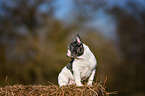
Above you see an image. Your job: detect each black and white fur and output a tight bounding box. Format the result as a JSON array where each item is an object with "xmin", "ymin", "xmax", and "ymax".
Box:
[{"xmin": 58, "ymin": 34, "xmax": 97, "ymax": 86}]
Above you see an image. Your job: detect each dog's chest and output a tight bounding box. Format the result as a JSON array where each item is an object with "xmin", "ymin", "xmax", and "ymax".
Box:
[
  {"xmin": 80, "ymin": 65, "xmax": 92, "ymax": 79},
  {"xmin": 74, "ymin": 60, "xmax": 93, "ymax": 78}
]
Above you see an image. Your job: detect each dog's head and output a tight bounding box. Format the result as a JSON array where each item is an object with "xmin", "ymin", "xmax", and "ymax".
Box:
[{"xmin": 66, "ymin": 34, "xmax": 84, "ymax": 58}]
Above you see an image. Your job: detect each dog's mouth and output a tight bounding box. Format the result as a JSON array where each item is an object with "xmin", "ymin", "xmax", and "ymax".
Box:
[
  {"xmin": 66, "ymin": 54, "xmax": 75, "ymax": 59},
  {"xmin": 66, "ymin": 50, "xmax": 78, "ymax": 59},
  {"xmin": 66, "ymin": 54, "xmax": 80, "ymax": 59}
]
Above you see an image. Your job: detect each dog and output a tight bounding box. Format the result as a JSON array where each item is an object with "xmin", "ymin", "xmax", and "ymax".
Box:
[{"xmin": 58, "ymin": 34, "xmax": 97, "ymax": 86}]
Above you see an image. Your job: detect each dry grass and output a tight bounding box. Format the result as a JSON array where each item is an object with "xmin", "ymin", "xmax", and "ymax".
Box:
[{"xmin": 0, "ymin": 78, "xmax": 117, "ymax": 96}]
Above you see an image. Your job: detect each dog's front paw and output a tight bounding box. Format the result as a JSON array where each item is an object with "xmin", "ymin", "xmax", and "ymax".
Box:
[
  {"xmin": 76, "ymin": 82, "xmax": 83, "ymax": 86},
  {"xmin": 87, "ymin": 81, "xmax": 93, "ymax": 86}
]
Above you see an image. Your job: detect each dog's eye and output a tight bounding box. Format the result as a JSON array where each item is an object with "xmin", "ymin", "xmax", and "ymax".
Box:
[{"xmin": 77, "ymin": 43, "xmax": 80, "ymax": 45}]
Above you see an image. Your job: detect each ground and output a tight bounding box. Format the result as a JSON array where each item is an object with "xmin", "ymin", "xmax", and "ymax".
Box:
[{"xmin": 0, "ymin": 80, "xmax": 117, "ymax": 96}]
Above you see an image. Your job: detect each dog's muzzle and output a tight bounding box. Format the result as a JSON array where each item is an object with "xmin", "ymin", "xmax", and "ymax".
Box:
[{"xmin": 66, "ymin": 50, "xmax": 71, "ymax": 57}]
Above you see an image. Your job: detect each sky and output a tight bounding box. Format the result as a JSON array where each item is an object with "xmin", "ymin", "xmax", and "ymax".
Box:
[
  {"xmin": 52, "ymin": 0, "xmax": 145, "ymax": 22},
  {"xmin": 0, "ymin": 0, "xmax": 145, "ymax": 39},
  {"xmin": 52, "ymin": 0, "xmax": 145, "ymax": 39},
  {"xmin": 52, "ymin": 0, "xmax": 117, "ymax": 39}
]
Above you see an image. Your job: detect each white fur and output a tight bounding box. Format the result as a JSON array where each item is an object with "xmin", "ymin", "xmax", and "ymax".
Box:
[
  {"xmin": 58, "ymin": 44, "xmax": 97, "ymax": 86},
  {"xmin": 66, "ymin": 50, "xmax": 71, "ymax": 57}
]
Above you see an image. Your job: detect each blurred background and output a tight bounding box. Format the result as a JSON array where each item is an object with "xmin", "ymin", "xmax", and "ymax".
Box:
[{"xmin": 0, "ymin": 0, "xmax": 145, "ymax": 95}]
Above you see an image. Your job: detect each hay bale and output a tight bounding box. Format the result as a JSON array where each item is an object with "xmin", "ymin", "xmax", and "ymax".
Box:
[{"xmin": 0, "ymin": 82, "xmax": 117, "ymax": 96}]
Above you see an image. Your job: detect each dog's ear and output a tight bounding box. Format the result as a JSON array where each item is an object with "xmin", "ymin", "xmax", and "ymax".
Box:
[{"xmin": 76, "ymin": 34, "xmax": 82, "ymax": 45}]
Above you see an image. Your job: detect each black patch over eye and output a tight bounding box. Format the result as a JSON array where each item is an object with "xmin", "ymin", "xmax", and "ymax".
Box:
[
  {"xmin": 69, "ymin": 41, "xmax": 84, "ymax": 57},
  {"xmin": 76, "ymin": 44, "xmax": 84, "ymax": 56}
]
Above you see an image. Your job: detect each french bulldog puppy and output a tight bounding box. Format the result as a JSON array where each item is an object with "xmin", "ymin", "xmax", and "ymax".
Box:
[{"xmin": 58, "ymin": 34, "xmax": 97, "ymax": 86}]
